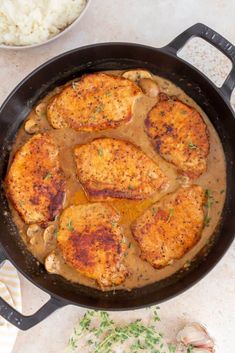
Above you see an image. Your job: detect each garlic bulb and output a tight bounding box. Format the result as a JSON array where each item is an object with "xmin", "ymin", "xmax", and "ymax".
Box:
[{"xmin": 176, "ymin": 323, "xmax": 214, "ymax": 350}]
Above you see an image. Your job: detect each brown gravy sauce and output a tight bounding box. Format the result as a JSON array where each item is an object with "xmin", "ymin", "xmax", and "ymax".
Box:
[{"xmin": 9, "ymin": 70, "xmax": 226, "ymax": 291}]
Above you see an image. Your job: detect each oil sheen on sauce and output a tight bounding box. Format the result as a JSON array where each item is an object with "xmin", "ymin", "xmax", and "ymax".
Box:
[{"xmin": 9, "ymin": 70, "xmax": 226, "ymax": 291}]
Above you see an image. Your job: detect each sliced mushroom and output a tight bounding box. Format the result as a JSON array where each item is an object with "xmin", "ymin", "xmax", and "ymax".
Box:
[
  {"xmin": 27, "ymin": 224, "xmax": 41, "ymax": 238},
  {"xmin": 176, "ymin": 323, "xmax": 214, "ymax": 350},
  {"xmin": 177, "ymin": 175, "xmax": 190, "ymax": 186},
  {"xmin": 35, "ymin": 102, "xmax": 47, "ymax": 116},
  {"xmin": 139, "ymin": 78, "xmax": 159, "ymax": 98},
  {"xmin": 122, "ymin": 69, "xmax": 152, "ymax": 82},
  {"xmin": 24, "ymin": 118, "xmax": 40, "ymax": 134},
  {"xmin": 43, "ymin": 224, "xmax": 58, "ymax": 245},
  {"xmin": 45, "ymin": 251, "xmax": 61, "ymax": 274}
]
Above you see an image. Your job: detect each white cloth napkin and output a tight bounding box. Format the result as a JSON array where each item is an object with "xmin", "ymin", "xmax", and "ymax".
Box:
[{"xmin": 0, "ymin": 261, "xmax": 22, "ymax": 353}]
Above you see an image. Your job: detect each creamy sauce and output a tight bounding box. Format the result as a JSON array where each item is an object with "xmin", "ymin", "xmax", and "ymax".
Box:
[{"xmin": 8, "ymin": 70, "xmax": 226, "ymax": 291}]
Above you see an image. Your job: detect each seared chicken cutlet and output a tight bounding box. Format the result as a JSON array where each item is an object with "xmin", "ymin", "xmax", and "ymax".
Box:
[
  {"xmin": 131, "ymin": 185, "xmax": 205, "ymax": 268},
  {"xmin": 5, "ymin": 133, "xmax": 66, "ymax": 224},
  {"xmin": 57, "ymin": 203, "xmax": 128, "ymax": 287},
  {"xmin": 74, "ymin": 138, "xmax": 166, "ymax": 201},
  {"xmin": 145, "ymin": 96, "xmax": 209, "ymax": 179},
  {"xmin": 47, "ymin": 73, "xmax": 142, "ymax": 131}
]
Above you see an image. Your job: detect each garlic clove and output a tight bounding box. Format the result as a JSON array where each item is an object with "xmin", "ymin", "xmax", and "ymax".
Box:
[{"xmin": 176, "ymin": 323, "xmax": 214, "ymax": 349}]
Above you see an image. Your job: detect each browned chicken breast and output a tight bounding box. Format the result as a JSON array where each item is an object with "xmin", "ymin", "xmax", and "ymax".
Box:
[
  {"xmin": 131, "ymin": 185, "xmax": 205, "ymax": 268},
  {"xmin": 145, "ymin": 96, "xmax": 209, "ymax": 179},
  {"xmin": 74, "ymin": 138, "xmax": 167, "ymax": 201},
  {"xmin": 57, "ymin": 203, "xmax": 128, "ymax": 287},
  {"xmin": 47, "ymin": 73, "xmax": 142, "ymax": 132},
  {"xmin": 5, "ymin": 133, "xmax": 66, "ymax": 224}
]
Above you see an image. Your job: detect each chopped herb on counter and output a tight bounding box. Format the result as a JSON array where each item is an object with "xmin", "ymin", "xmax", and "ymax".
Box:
[
  {"xmin": 187, "ymin": 344, "xmax": 194, "ymax": 353},
  {"xmin": 168, "ymin": 344, "xmax": 176, "ymax": 353},
  {"xmin": 66, "ymin": 307, "xmax": 170, "ymax": 353}
]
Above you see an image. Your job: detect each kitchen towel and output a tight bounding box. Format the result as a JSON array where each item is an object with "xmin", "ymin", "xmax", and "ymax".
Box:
[{"xmin": 0, "ymin": 261, "xmax": 21, "ymax": 353}]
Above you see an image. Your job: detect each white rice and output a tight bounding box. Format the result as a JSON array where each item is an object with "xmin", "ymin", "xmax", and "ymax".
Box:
[{"xmin": 0, "ymin": 0, "xmax": 87, "ymax": 46}]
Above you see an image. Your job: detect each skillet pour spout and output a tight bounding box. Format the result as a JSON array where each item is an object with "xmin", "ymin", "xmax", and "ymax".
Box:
[{"xmin": 0, "ymin": 23, "xmax": 235, "ymax": 330}]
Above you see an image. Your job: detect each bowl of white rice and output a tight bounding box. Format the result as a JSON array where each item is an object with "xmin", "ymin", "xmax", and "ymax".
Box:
[{"xmin": 0, "ymin": 0, "xmax": 90, "ymax": 49}]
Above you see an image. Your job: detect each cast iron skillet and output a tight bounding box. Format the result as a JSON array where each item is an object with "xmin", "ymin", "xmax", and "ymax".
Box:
[{"xmin": 0, "ymin": 23, "xmax": 235, "ymax": 330}]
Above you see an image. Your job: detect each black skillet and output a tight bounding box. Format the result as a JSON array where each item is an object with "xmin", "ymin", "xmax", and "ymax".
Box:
[{"xmin": 0, "ymin": 23, "xmax": 235, "ymax": 330}]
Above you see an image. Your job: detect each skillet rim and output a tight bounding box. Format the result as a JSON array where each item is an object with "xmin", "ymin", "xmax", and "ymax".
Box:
[{"xmin": 0, "ymin": 41, "xmax": 235, "ymax": 311}]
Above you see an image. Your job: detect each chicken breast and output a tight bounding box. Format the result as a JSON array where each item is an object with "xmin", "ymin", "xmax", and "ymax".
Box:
[
  {"xmin": 131, "ymin": 185, "xmax": 205, "ymax": 268},
  {"xmin": 57, "ymin": 203, "xmax": 128, "ymax": 287},
  {"xmin": 74, "ymin": 138, "xmax": 166, "ymax": 201},
  {"xmin": 145, "ymin": 96, "xmax": 209, "ymax": 179},
  {"xmin": 5, "ymin": 133, "xmax": 66, "ymax": 224},
  {"xmin": 47, "ymin": 73, "xmax": 142, "ymax": 132}
]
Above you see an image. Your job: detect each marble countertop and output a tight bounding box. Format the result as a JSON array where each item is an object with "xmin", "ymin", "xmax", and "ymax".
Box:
[{"xmin": 0, "ymin": 1, "xmax": 235, "ymax": 352}]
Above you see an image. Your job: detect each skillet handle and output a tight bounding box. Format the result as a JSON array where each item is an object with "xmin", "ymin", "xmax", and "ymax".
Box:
[
  {"xmin": 163, "ymin": 23, "xmax": 235, "ymax": 101},
  {"xmin": 0, "ymin": 247, "xmax": 66, "ymax": 330}
]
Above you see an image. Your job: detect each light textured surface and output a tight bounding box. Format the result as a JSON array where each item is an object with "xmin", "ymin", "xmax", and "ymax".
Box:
[{"xmin": 0, "ymin": 1, "xmax": 234, "ymax": 352}]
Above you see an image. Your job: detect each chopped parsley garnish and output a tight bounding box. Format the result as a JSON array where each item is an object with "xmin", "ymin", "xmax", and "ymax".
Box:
[
  {"xmin": 121, "ymin": 237, "xmax": 126, "ymax": 244},
  {"xmin": 19, "ymin": 200, "xmax": 24, "ymax": 207},
  {"xmin": 111, "ymin": 220, "xmax": 117, "ymax": 227},
  {"xmin": 152, "ymin": 207, "xmax": 158, "ymax": 215},
  {"xmin": 97, "ymin": 147, "xmax": 104, "ymax": 156},
  {"xmin": 220, "ymin": 189, "xmax": 225, "ymax": 194},
  {"xmin": 95, "ymin": 104, "xmax": 104, "ymax": 114},
  {"xmin": 128, "ymin": 185, "xmax": 134, "ymax": 190},
  {"xmin": 53, "ymin": 228, "xmax": 59, "ymax": 238},
  {"xmin": 66, "ymin": 220, "xmax": 74, "ymax": 232},
  {"xmin": 43, "ymin": 172, "xmax": 52, "ymax": 180},
  {"xmin": 166, "ymin": 208, "xmax": 174, "ymax": 223},
  {"xmin": 188, "ymin": 142, "xmax": 197, "ymax": 149},
  {"xmin": 204, "ymin": 188, "xmax": 214, "ymax": 227}
]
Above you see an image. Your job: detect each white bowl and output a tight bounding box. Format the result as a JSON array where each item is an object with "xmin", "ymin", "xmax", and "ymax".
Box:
[{"xmin": 0, "ymin": 0, "xmax": 90, "ymax": 50}]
